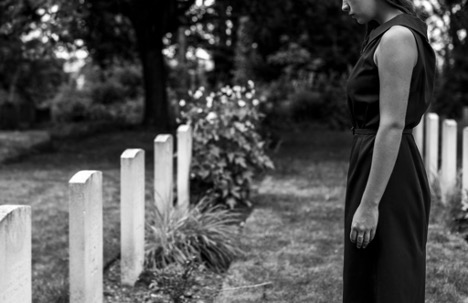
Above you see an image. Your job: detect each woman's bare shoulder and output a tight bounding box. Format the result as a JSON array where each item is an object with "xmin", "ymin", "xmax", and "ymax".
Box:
[
  {"xmin": 382, "ymin": 25, "xmax": 416, "ymax": 45},
  {"xmin": 374, "ymin": 25, "xmax": 417, "ymax": 67}
]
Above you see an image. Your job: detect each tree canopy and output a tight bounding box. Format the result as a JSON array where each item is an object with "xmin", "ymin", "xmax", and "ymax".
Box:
[{"xmin": 1, "ymin": 0, "xmax": 465, "ymax": 129}]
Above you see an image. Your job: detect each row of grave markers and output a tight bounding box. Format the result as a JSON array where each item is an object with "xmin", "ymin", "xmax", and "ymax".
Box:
[
  {"xmin": 0, "ymin": 125, "xmax": 192, "ymax": 303},
  {"xmin": 4, "ymin": 112, "xmax": 467, "ymax": 302},
  {"xmin": 414, "ymin": 113, "xmax": 465, "ymax": 204}
]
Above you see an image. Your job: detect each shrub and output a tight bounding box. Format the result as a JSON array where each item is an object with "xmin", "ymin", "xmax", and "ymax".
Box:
[
  {"xmin": 50, "ymin": 62, "xmax": 143, "ymax": 123},
  {"xmin": 178, "ymin": 83, "xmax": 275, "ymax": 208},
  {"xmin": 288, "ymin": 89, "xmax": 324, "ymax": 122},
  {"xmin": 145, "ymin": 196, "xmax": 243, "ymax": 273},
  {"xmin": 90, "ymin": 81, "xmax": 126, "ymax": 105},
  {"xmin": 51, "ymin": 85, "xmax": 92, "ymax": 122},
  {"xmin": 256, "ymin": 72, "xmax": 350, "ymax": 130},
  {"xmin": 255, "ymin": 78, "xmax": 294, "ymax": 125},
  {"xmin": 315, "ymin": 72, "xmax": 350, "ymax": 130},
  {"xmin": 428, "ymin": 172, "xmax": 468, "ymax": 242}
]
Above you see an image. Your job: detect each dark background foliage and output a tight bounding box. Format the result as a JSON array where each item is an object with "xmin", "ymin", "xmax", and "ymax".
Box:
[{"xmin": 0, "ymin": 0, "xmax": 466, "ymax": 129}]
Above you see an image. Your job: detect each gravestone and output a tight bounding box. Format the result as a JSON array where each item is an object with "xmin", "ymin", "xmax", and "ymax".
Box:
[
  {"xmin": 463, "ymin": 128, "xmax": 468, "ymax": 204},
  {"xmin": 463, "ymin": 106, "xmax": 468, "ymax": 126},
  {"xmin": 0, "ymin": 205, "xmax": 31, "ymax": 303},
  {"xmin": 69, "ymin": 171, "xmax": 103, "ymax": 303},
  {"xmin": 154, "ymin": 135, "xmax": 174, "ymax": 218},
  {"xmin": 177, "ymin": 125, "xmax": 192, "ymax": 213},
  {"xmin": 120, "ymin": 149, "xmax": 145, "ymax": 286},
  {"xmin": 440, "ymin": 119, "xmax": 457, "ymax": 204},
  {"xmin": 414, "ymin": 115, "xmax": 424, "ymax": 156},
  {"xmin": 425, "ymin": 113, "xmax": 439, "ymax": 184}
]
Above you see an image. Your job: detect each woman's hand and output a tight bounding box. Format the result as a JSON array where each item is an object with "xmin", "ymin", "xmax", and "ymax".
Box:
[{"xmin": 350, "ymin": 204, "xmax": 379, "ymax": 249}]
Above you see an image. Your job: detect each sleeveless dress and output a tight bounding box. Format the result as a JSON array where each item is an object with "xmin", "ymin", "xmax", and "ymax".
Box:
[{"xmin": 343, "ymin": 14, "xmax": 436, "ymax": 303}]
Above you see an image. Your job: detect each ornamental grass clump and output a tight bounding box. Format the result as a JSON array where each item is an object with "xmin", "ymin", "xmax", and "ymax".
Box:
[
  {"xmin": 144, "ymin": 196, "xmax": 243, "ymax": 273},
  {"xmin": 178, "ymin": 82, "xmax": 274, "ymax": 208}
]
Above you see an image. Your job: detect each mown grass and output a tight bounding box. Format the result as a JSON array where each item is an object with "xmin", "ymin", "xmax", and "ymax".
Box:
[
  {"xmin": 3, "ymin": 125, "xmax": 468, "ymax": 302},
  {"xmin": 0, "ymin": 129, "xmax": 159, "ymax": 303},
  {"xmin": 216, "ymin": 127, "xmax": 468, "ymax": 302}
]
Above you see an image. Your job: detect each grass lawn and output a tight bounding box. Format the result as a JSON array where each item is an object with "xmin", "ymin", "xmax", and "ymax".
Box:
[
  {"xmin": 2, "ymin": 125, "xmax": 468, "ymax": 302},
  {"xmin": 216, "ymin": 127, "xmax": 468, "ymax": 303},
  {"xmin": 0, "ymin": 129, "xmax": 159, "ymax": 302}
]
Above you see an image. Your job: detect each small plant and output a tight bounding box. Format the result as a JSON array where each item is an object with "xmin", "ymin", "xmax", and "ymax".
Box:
[
  {"xmin": 178, "ymin": 82, "xmax": 274, "ymax": 208},
  {"xmin": 145, "ymin": 196, "xmax": 243, "ymax": 273},
  {"xmin": 461, "ymin": 189, "xmax": 468, "ymax": 216},
  {"xmin": 429, "ymin": 172, "xmax": 468, "ymax": 242},
  {"xmin": 145, "ymin": 258, "xmax": 200, "ymax": 303}
]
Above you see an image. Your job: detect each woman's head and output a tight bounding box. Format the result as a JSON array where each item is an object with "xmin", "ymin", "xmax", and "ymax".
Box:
[
  {"xmin": 342, "ymin": 0, "xmax": 417, "ymax": 24},
  {"xmin": 383, "ymin": 0, "xmax": 416, "ymax": 16},
  {"xmin": 342, "ymin": 0, "xmax": 421, "ymax": 51}
]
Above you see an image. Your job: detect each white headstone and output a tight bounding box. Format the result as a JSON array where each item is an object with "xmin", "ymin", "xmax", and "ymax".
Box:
[
  {"xmin": 154, "ymin": 135, "xmax": 174, "ymax": 218},
  {"xmin": 177, "ymin": 125, "xmax": 192, "ymax": 213},
  {"xmin": 414, "ymin": 115, "xmax": 425, "ymax": 156},
  {"xmin": 440, "ymin": 119, "xmax": 457, "ymax": 204},
  {"xmin": 69, "ymin": 171, "xmax": 103, "ymax": 303},
  {"xmin": 463, "ymin": 128, "xmax": 468, "ymax": 205},
  {"xmin": 463, "ymin": 106, "xmax": 468, "ymax": 126},
  {"xmin": 0, "ymin": 205, "xmax": 31, "ymax": 303},
  {"xmin": 425, "ymin": 113, "xmax": 439, "ymax": 184},
  {"xmin": 120, "ymin": 149, "xmax": 145, "ymax": 286}
]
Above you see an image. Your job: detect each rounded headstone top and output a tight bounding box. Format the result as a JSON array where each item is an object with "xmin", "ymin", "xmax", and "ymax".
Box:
[
  {"xmin": 154, "ymin": 134, "xmax": 173, "ymax": 143},
  {"xmin": 121, "ymin": 148, "xmax": 144, "ymax": 159},
  {"xmin": 69, "ymin": 170, "xmax": 101, "ymax": 184},
  {"xmin": 177, "ymin": 125, "xmax": 192, "ymax": 132},
  {"xmin": 444, "ymin": 119, "xmax": 457, "ymax": 126},
  {"xmin": 0, "ymin": 205, "xmax": 30, "ymax": 222}
]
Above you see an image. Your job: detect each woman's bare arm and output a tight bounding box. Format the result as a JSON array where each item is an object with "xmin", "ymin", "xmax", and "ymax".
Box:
[
  {"xmin": 362, "ymin": 26, "xmax": 417, "ymax": 207},
  {"xmin": 350, "ymin": 25, "xmax": 418, "ymax": 248}
]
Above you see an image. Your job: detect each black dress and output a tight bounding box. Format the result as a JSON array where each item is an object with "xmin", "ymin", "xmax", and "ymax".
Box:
[{"xmin": 343, "ymin": 14, "xmax": 436, "ymax": 303}]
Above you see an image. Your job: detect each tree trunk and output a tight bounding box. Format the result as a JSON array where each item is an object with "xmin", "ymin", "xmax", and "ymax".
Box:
[
  {"xmin": 129, "ymin": 9, "xmax": 174, "ymax": 132},
  {"xmin": 139, "ymin": 45, "xmax": 172, "ymax": 131},
  {"xmin": 177, "ymin": 26, "xmax": 190, "ymax": 97},
  {"xmin": 127, "ymin": 0, "xmax": 189, "ymax": 131}
]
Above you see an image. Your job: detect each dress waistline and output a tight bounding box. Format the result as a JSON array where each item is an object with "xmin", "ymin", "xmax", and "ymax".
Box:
[{"xmin": 351, "ymin": 127, "xmax": 413, "ymax": 135}]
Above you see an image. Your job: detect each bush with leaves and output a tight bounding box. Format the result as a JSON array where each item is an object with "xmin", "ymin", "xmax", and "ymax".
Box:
[
  {"xmin": 145, "ymin": 196, "xmax": 243, "ymax": 273},
  {"xmin": 310, "ymin": 72, "xmax": 350, "ymax": 130},
  {"xmin": 51, "ymin": 62, "xmax": 143, "ymax": 123},
  {"xmin": 178, "ymin": 83, "xmax": 275, "ymax": 208},
  {"xmin": 256, "ymin": 71, "xmax": 350, "ymax": 130}
]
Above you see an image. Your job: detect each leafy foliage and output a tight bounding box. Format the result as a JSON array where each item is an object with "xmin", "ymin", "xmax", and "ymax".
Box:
[
  {"xmin": 257, "ymin": 71, "xmax": 350, "ymax": 130},
  {"xmin": 145, "ymin": 196, "xmax": 243, "ymax": 273},
  {"xmin": 424, "ymin": 0, "xmax": 468, "ymax": 118},
  {"xmin": 178, "ymin": 83, "xmax": 274, "ymax": 208},
  {"xmin": 0, "ymin": 1, "xmax": 68, "ymax": 129},
  {"xmin": 233, "ymin": 0, "xmax": 362, "ymax": 84},
  {"xmin": 51, "ymin": 62, "xmax": 143, "ymax": 123},
  {"xmin": 0, "ymin": 0, "xmax": 197, "ymax": 129}
]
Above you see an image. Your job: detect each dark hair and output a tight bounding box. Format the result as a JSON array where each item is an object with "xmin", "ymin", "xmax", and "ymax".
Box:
[
  {"xmin": 384, "ymin": 0, "xmax": 417, "ymax": 16},
  {"xmin": 362, "ymin": 0, "xmax": 426, "ymax": 51}
]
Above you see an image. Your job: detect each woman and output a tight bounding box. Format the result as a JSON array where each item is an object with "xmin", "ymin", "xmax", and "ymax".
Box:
[{"xmin": 342, "ymin": 0, "xmax": 436, "ymax": 302}]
